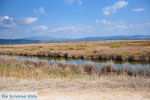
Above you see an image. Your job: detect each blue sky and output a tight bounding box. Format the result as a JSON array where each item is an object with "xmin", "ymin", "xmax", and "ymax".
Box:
[{"xmin": 0, "ymin": 0, "xmax": 150, "ymax": 39}]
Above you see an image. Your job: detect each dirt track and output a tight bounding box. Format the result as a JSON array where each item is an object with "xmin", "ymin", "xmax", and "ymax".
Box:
[
  {"xmin": 1, "ymin": 77, "xmax": 150, "ymax": 100},
  {"xmin": 39, "ymin": 91, "xmax": 150, "ymax": 100}
]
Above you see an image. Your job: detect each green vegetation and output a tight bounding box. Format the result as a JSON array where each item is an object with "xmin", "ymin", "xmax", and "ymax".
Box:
[
  {"xmin": 43, "ymin": 47, "xmax": 55, "ymax": 50},
  {"xmin": 123, "ymin": 51, "xmax": 133, "ymax": 56},
  {"xmin": 110, "ymin": 45, "xmax": 121, "ymax": 48}
]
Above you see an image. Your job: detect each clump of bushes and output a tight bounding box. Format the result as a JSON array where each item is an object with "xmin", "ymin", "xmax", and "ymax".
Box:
[
  {"xmin": 100, "ymin": 65, "xmax": 116, "ymax": 75},
  {"xmin": 100, "ymin": 64, "xmax": 150, "ymax": 77},
  {"xmin": 49, "ymin": 63, "xmax": 98, "ymax": 75},
  {"xmin": 65, "ymin": 46, "xmax": 86, "ymax": 50},
  {"xmin": 110, "ymin": 45, "xmax": 121, "ymax": 48}
]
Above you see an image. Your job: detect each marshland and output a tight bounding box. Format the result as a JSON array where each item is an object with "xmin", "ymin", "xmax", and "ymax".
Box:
[
  {"xmin": 0, "ymin": 40, "xmax": 150, "ymax": 100},
  {"xmin": 2, "ymin": 0, "xmax": 150, "ymax": 99},
  {"xmin": 0, "ymin": 40, "xmax": 150, "ymax": 61}
]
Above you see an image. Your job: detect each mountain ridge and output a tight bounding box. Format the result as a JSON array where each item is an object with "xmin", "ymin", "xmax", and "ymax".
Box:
[{"xmin": 0, "ymin": 35, "xmax": 150, "ymax": 44}]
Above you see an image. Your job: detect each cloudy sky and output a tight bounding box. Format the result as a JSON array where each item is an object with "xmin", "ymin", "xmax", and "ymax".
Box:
[{"xmin": 0, "ymin": 0, "xmax": 150, "ymax": 39}]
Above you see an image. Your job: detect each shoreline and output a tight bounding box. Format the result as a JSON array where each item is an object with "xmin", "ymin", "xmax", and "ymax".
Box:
[
  {"xmin": 0, "ymin": 40, "xmax": 149, "ymax": 61},
  {"xmin": 0, "ymin": 57, "xmax": 150, "ymax": 78},
  {"xmin": 0, "ymin": 52, "xmax": 150, "ymax": 61}
]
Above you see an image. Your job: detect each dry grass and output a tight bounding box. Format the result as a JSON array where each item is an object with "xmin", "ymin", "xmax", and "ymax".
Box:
[
  {"xmin": 0, "ymin": 57, "xmax": 149, "ymax": 81},
  {"xmin": 100, "ymin": 64, "xmax": 150, "ymax": 77},
  {"xmin": 0, "ymin": 58, "xmax": 99, "ymax": 80},
  {"xmin": 0, "ymin": 40, "xmax": 150, "ymax": 61},
  {"xmin": 1, "ymin": 75, "xmax": 150, "ymax": 93},
  {"xmin": 1, "ymin": 77, "xmax": 150, "ymax": 100},
  {"xmin": 0, "ymin": 40, "xmax": 150, "ymax": 99},
  {"xmin": 0, "ymin": 58, "xmax": 150, "ymax": 98}
]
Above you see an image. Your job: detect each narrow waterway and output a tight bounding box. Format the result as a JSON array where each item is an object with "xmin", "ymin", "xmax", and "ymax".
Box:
[{"xmin": 0, "ymin": 55, "xmax": 150, "ymax": 71}]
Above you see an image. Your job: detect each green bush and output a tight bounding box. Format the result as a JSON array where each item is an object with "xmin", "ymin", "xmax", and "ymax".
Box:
[{"xmin": 110, "ymin": 45, "xmax": 121, "ymax": 48}]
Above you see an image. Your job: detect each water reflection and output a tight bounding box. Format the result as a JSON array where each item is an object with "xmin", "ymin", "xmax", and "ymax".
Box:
[{"xmin": 0, "ymin": 55, "xmax": 150, "ymax": 71}]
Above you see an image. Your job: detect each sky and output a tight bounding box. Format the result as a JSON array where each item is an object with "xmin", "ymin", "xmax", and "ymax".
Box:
[{"xmin": 0, "ymin": 0, "xmax": 150, "ymax": 39}]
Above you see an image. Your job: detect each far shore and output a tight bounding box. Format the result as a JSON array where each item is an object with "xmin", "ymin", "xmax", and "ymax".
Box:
[{"xmin": 0, "ymin": 40, "xmax": 150, "ymax": 61}]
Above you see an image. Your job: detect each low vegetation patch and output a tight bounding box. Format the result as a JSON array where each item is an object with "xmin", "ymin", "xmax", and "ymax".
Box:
[
  {"xmin": 0, "ymin": 58, "xmax": 98, "ymax": 80},
  {"xmin": 0, "ymin": 58, "xmax": 149, "ymax": 81},
  {"xmin": 65, "ymin": 46, "xmax": 86, "ymax": 50},
  {"xmin": 110, "ymin": 45, "xmax": 121, "ymax": 48},
  {"xmin": 100, "ymin": 65, "xmax": 150, "ymax": 77}
]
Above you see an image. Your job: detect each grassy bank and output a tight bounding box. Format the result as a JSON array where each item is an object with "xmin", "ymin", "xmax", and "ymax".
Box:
[
  {"xmin": 0, "ymin": 58, "xmax": 97, "ymax": 79},
  {"xmin": 0, "ymin": 58, "xmax": 150, "ymax": 80},
  {"xmin": 0, "ymin": 40, "xmax": 150, "ymax": 61},
  {"xmin": 0, "ymin": 58, "xmax": 150, "ymax": 95}
]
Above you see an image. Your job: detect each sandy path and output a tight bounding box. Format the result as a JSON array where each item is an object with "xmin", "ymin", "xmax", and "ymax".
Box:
[
  {"xmin": 39, "ymin": 91, "xmax": 150, "ymax": 100},
  {"xmin": 1, "ymin": 77, "xmax": 150, "ymax": 100}
]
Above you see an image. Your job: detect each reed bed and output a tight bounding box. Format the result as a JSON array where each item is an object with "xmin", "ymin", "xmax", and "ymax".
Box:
[
  {"xmin": 0, "ymin": 58, "xmax": 150, "ymax": 93},
  {"xmin": 0, "ymin": 58, "xmax": 149, "ymax": 80},
  {"xmin": 0, "ymin": 40, "xmax": 150, "ymax": 61}
]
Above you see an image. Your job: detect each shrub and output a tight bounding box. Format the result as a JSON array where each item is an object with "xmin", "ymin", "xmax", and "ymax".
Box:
[
  {"xmin": 110, "ymin": 45, "xmax": 121, "ymax": 48},
  {"xmin": 100, "ymin": 65, "xmax": 116, "ymax": 75}
]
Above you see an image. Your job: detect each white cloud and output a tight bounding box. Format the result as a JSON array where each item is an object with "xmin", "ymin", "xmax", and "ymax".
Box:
[
  {"xmin": 115, "ymin": 25, "xmax": 127, "ymax": 30},
  {"xmin": 103, "ymin": 25, "xmax": 127, "ymax": 31},
  {"xmin": 97, "ymin": 19, "xmax": 127, "ymax": 31},
  {"xmin": 3, "ymin": 16, "xmax": 9, "ymax": 20},
  {"xmin": 78, "ymin": 0, "xmax": 82, "ymax": 5},
  {"xmin": 33, "ymin": 7, "xmax": 46, "ymax": 14},
  {"xmin": 0, "ymin": 16, "xmax": 38, "ymax": 29},
  {"xmin": 50, "ymin": 25, "xmax": 91, "ymax": 32},
  {"xmin": 103, "ymin": 1, "xmax": 128, "ymax": 15},
  {"xmin": 24, "ymin": 17, "xmax": 37, "ymax": 24},
  {"xmin": 132, "ymin": 8, "xmax": 144, "ymax": 12},
  {"xmin": 32, "ymin": 25, "xmax": 48, "ymax": 31},
  {"xmin": 96, "ymin": 19, "xmax": 115, "ymax": 25},
  {"xmin": 65, "ymin": 0, "xmax": 74, "ymax": 4},
  {"xmin": 0, "ymin": 16, "xmax": 16, "ymax": 28},
  {"xmin": 65, "ymin": 0, "xmax": 82, "ymax": 5},
  {"xmin": 95, "ymin": 19, "xmax": 101, "ymax": 23},
  {"xmin": 97, "ymin": 19, "xmax": 150, "ymax": 31},
  {"xmin": 130, "ymin": 23, "xmax": 150, "ymax": 29}
]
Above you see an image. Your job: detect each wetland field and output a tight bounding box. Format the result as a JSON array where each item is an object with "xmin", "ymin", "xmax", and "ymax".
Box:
[{"xmin": 0, "ymin": 40, "xmax": 150, "ymax": 100}]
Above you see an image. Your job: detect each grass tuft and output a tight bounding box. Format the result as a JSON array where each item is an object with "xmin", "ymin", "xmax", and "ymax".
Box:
[{"xmin": 110, "ymin": 45, "xmax": 121, "ymax": 48}]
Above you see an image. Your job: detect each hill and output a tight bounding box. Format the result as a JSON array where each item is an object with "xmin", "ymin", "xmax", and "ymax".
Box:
[{"xmin": 0, "ymin": 35, "xmax": 150, "ymax": 44}]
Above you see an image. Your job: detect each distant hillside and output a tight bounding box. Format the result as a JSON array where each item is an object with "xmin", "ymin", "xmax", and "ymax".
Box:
[
  {"xmin": 76, "ymin": 35, "xmax": 150, "ymax": 41},
  {"xmin": 0, "ymin": 39, "xmax": 40, "ymax": 45},
  {"xmin": 23, "ymin": 36, "xmax": 71, "ymax": 41},
  {"xmin": 0, "ymin": 35, "xmax": 150, "ymax": 45},
  {"xmin": 0, "ymin": 39, "xmax": 72, "ymax": 45}
]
